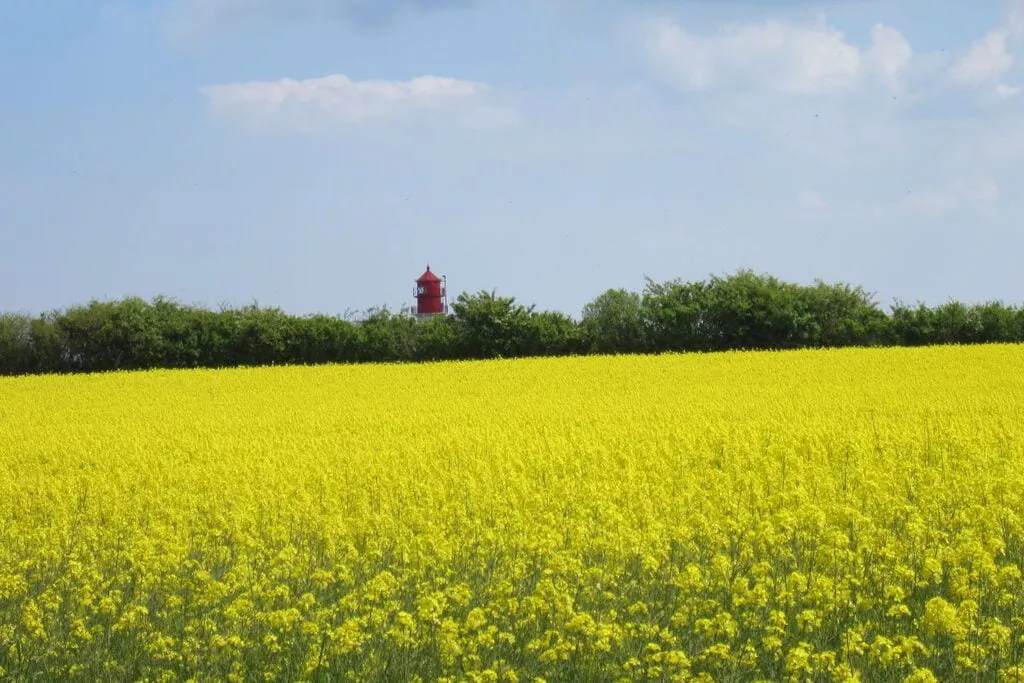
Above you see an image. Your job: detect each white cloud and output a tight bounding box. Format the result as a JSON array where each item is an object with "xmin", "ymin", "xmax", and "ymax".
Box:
[
  {"xmin": 200, "ymin": 73, "xmax": 503, "ymax": 127},
  {"xmin": 948, "ymin": 1, "xmax": 1024, "ymax": 87},
  {"xmin": 797, "ymin": 189, "xmax": 826, "ymax": 209},
  {"xmin": 622, "ymin": 7, "xmax": 1024, "ymax": 226},
  {"xmin": 949, "ymin": 30, "xmax": 1014, "ymax": 86},
  {"xmin": 637, "ymin": 15, "xmax": 912, "ymax": 94},
  {"xmin": 995, "ymin": 82, "xmax": 1021, "ymax": 99},
  {"xmin": 901, "ymin": 177, "xmax": 1000, "ymax": 217},
  {"xmin": 864, "ymin": 24, "xmax": 914, "ymax": 92}
]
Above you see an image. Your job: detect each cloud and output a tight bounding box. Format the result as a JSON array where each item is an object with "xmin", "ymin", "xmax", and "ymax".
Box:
[
  {"xmin": 190, "ymin": 2, "xmax": 1024, "ymax": 232},
  {"xmin": 948, "ymin": 1, "xmax": 1024, "ymax": 88},
  {"xmin": 900, "ymin": 177, "xmax": 1000, "ymax": 217},
  {"xmin": 863, "ymin": 24, "xmax": 914, "ymax": 92},
  {"xmin": 796, "ymin": 189, "xmax": 826, "ymax": 209},
  {"xmin": 636, "ymin": 14, "xmax": 912, "ymax": 94},
  {"xmin": 995, "ymin": 82, "xmax": 1021, "ymax": 99},
  {"xmin": 949, "ymin": 30, "xmax": 1014, "ymax": 86},
  {"xmin": 168, "ymin": 0, "xmax": 473, "ymax": 40},
  {"xmin": 618, "ymin": 4, "xmax": 1024, "ymax": 225},
  {"xmin": 200, "ymin": 73, "xmax": 508, "ymax": 129}
]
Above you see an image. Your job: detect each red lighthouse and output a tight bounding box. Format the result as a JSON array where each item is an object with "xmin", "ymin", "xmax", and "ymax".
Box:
[{"xmin": 414, "ymin": 265, "xmax": 447, "ymax": 316}]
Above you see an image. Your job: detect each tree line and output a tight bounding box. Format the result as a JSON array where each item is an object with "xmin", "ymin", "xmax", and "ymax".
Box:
[{"xmin": 2, "ymin": 270, "xmax": 1023, "ymax": 376}]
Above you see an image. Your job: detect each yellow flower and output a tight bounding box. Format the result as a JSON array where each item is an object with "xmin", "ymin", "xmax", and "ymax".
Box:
[{"xmin": 1, "ymin": 345, "xmax": 1023, "ymax": 680}]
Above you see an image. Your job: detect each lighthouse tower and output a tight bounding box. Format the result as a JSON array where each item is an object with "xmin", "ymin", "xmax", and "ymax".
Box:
[{"xmin": 414, "ymin": 265, "xmax": 447, "ymax": 316}]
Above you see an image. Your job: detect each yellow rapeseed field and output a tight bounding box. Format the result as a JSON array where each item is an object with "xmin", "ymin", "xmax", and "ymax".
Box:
[{"xmin": 2, "ymin": 345, "xmax": 1024, "ymax": 682}]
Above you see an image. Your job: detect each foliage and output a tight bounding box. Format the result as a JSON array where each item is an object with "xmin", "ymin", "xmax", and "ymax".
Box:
[
  {"xmin": 449, "ymin": 290, "xmax": 537, "ymax": 360},
  {"xmin": 3, "ymin": 346, "xmax": 1024, "ymax": 680},
  {"xmin": 580, "ymin": 289, "xmax": 646, "ymax": 354},
  {"xmin": 0, "ymin": 314, "xmax": 34, "ymax": 375},
  {"xmin": 2, "ymin": 271, "xmax": 1024, "ymax": 375}
]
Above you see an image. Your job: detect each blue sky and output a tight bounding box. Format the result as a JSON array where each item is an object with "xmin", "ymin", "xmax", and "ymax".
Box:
[{"xmin": 2, "ymin": 0, "xmax": 1023, "ymax": 318}]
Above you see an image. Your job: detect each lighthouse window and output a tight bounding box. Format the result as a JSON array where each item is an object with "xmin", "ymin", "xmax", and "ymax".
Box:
[{"xmin": 417, "ymin": 286, "xmax": 426, "ymax": 295}]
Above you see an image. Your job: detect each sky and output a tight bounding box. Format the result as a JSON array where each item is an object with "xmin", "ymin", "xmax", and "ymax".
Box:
[{"xmin": 2, "ymin": 0, "xmax": 1023, "ymax": 318}]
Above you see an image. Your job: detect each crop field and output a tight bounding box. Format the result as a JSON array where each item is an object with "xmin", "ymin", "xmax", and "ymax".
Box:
[{"xmin": 2, "ymin": 346, "xmax": 1024, "ymax": 681}]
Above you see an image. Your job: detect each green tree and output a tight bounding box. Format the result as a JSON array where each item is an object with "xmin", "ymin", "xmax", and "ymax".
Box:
[
  {"xmin": 412, "ymin": 314, "xmax": 460, "ymax": 362},
  {"xmin": 973, "ymin": 301, "xmax": 1021, "ymax": 343},
  {"xmin": 451, "ymin": 290, "xmax": 536, "ymax": 359},
  {"xmin": 798, "ymin": 281, "xmax": 888, "ymax": 347},
  {"xmin": 641, "ymin": 278, "xmax": 713, "ymax": 352},
  {"xmin": 0, "ymin": 313, "xmax": 33, "ymax": 375},
  {"xmin": 356, "ymin": 308, "xmax": 416, "ymax": 363},
  {"xmin": 286, "ymin": 314, "xmax": 361, "ymax": 365},
  {"xmin": 888, "ymin": 301, "xmax": 934, "ymax": 346},
  {"xmin": 700, "ymin": 271, "xmax": 810, "ymax": 350},
  {"xmin": 56, "ymin": 298, "xmax": 165, "ymax": 371},
  {"xmin": 580, "ymin": 288, "xmax": 646, "ymax": 354},
  {"xmin": 527, "ymin": 310, "xmax": 583, "ymax": 357}
]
